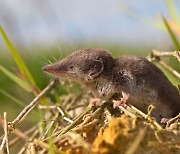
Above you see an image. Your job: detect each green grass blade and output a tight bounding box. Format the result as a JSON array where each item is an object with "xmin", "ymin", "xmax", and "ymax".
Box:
[
  {"xmin": 0, "ymin": 65, "xmax": 32, "ymax": 92},
  {"xmin": 144, "ymin": 19, "xmax": 165, "ymax": 30},
  {"xmin": 0, "ymin": 89, "xmax": 40, "ymax": 117},
  {"xmin": 48, "ymin": 126, "xmax": 55, "ymax": 154},
  {"xmin": 162, "ymin": 16, "xmax": 180, "ymax": 50},
  {"xmin": 0, "ymin": 26, "xmax": 36, "ymax": 86},
  {"xmin": 0, "ymin": 89, "xmax": 24, "ymax": 106},
  {"xmin": 166, "ymin": 0, "xmax": 180, "ymax": 27}
]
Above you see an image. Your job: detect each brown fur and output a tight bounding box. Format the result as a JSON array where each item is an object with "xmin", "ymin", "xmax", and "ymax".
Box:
[{"xmin": 43, "ymin": 49, "xmax": 180, "ymax": 122}]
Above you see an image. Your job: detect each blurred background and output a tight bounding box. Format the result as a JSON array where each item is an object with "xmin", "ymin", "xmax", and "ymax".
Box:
[
  {"xmin": 0, "ymin": 0, "xmax": 180, "ymax": 134},
  {"xmin": 1, "ymin": 0, "xmax": 180, "ymax": 48}
]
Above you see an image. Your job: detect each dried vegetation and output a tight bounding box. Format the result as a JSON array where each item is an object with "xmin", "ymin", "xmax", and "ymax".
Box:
[{"xmin": 0, "ymin": 50, "xmax": 180, "ymax": 154}]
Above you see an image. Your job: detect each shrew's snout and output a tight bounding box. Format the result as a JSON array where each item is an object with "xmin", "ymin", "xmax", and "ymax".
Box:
[
  {"xmin": 43, "ymin": 64, "xmax": 58, "ymax": 73},
  {"xmin": 43, "ymin": 65, "xmax": 51, "ymax": 72},
  {"xmin": 43, "ymin": 62, "xmax": 67, "ymax": 75}
]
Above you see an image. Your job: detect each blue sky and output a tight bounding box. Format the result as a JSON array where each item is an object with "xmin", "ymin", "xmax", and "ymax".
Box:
[{"xmin": 0, "ymin": 0, "xmax": 180, "ymax": 48}]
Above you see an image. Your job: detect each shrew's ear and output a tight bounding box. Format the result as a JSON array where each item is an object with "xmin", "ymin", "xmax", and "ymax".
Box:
[{"xmin": 87, "ymin": 59, "xmax": 104, "ymax": 79}]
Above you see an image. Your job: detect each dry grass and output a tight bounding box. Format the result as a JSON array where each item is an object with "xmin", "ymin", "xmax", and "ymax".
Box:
[{"xmin": 0, "ymin": 51, "xmax": 180, "ymax": 154}]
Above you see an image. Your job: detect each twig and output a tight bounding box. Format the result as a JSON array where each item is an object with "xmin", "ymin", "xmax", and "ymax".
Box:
[
  {"xmin": 0, "ymin": 115, "xmax": 29, "ymax": 142},
  {"xmin": 9, "ymin": 123, "xmax": 39, "ymax": 147},
  {"xmin": 166, "ymin": 113, "xmax": 180, "ymax": 128},
  {"xmin": 125, "ymin": 128, "xmax": 146, "ymax": 154},
  {"xmin": 78, "ymin": 101, "xmax": 108, "ymax": 127},
  {"xmin": 148, "ymin": 141, "xmax": 180, "ymax": 147},
  {"xmin": 73, "ymin": 119, "xmax": 99, "ymax": 133},
  {"xmin": 58, "ymin": 106, "xmax": 93, "ymax": 135},
  {"xmin": 38, "ymin": 105, "xmax": 73, "ymax": 123},
  {"xmin": 38, "ymin": 104, "xmax": 71, "ymax": 117},
  {"xmin": 67, "ymin": 104, "xmax": 85, "ymax": 111},
  {"xmin": 49, "ymin": 105, "xmax": 97, "ymax": 144},
  {"xmin": 0, "ymin": 112, "xmax": 9, "ymax": 154},
  {"xmin": 34, "ymin": 139, "xmax": 64, "ymax": 154},
  {"xmin": 4, "ymin": 113, "xmax": 9, "ymax": 153},
  {"xmin": 28, "ymin": 143, "xmax": 36, "ymax": 154},
  {"xmin": 117, "ymin": 105, "xmax": 136, "ymax": 118},
  {"xmin": 117, "ymin": 104, "xmax": 161, "ymax": 129},
  {"xmin": 9, "ymin": 79, "xmax": 58, "ymax": 130},
  {"xmin": 56, "ymin": 106, "xmax": 73, "ymax": 123},
  {"xmin": 18, "ymin": 128, "xmax": 39, "ymax": 154},
  {"xmin": 151, "ymin": 50, "xmax": 180, "ymax": 62},
  {"xmin": 129, "ymin": 105, "xmax": 162, "ymax": 130},
  {"xmin": 158, "ymin": 60, "xmax": 180, "ymax": 79},
  {"xmin": 66, "ymin": 96, "xmax": 78, "ymax": 110},
  {"xmin": 18, "ymin": 146, "xmax": 26, "ymax": 154},
  {"xmin": 150, "ymin": 50, "xmax": 180, "ymax": 79},
  {"xmin": 40, "ymin": 112, "xmax": 60, "ymax": 140},
  {"xmin": 38, "ymin": 105, "xmax": 57, "ymax": 109},
  {"xmin": 11, "ymin": 129, "xmax": 29, "ymax": 142},
  {"xmin": 42, "ymin": 105, "xmax": 93, "ymax": 143},
  {"xmin": 67, "ymin": 132, "xmax": 90, "ymax": 149}
]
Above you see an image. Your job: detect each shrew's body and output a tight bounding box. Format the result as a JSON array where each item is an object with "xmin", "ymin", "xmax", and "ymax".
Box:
[{"xmin": 43, "ymin": 49, "xmax": 180, "ymax": 122}]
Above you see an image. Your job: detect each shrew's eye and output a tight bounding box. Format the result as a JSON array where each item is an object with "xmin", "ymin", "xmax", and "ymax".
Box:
[{"xmin": 69, "ymin": 65, "xmax": 73, "ymax": 69}]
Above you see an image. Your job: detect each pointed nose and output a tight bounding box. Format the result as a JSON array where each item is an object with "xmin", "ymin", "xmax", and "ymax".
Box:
[
  {"xmin": 43, "ymin": 60, "xmax": 69, "ymax": 76},
  {"xmin": 43, "ymin": 64, "xmax": 56, "ymax": 73}
]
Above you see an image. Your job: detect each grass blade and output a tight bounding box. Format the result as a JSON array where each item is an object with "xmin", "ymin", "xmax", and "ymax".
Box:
[
  {"xmin": 0, "ymin": 89, "xmax": 39, "ymax": 117},
  {"xmin": 162, "ymin": 16, "xmax": 180, "ymax": 50},
  {"xmin": 166, "ymin": 0, "xmax": 180, "ymax": 27},
  {"xmin": 0, "ymin": 65, "xmax": 32, "ymax": 92},
  {"xmin": 0, "ymin": 26, "xmax": 36, "ymax": 86},
  {"xmin": 0, "ymin": 89, "xmax": 24, "ymax": 106}
]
